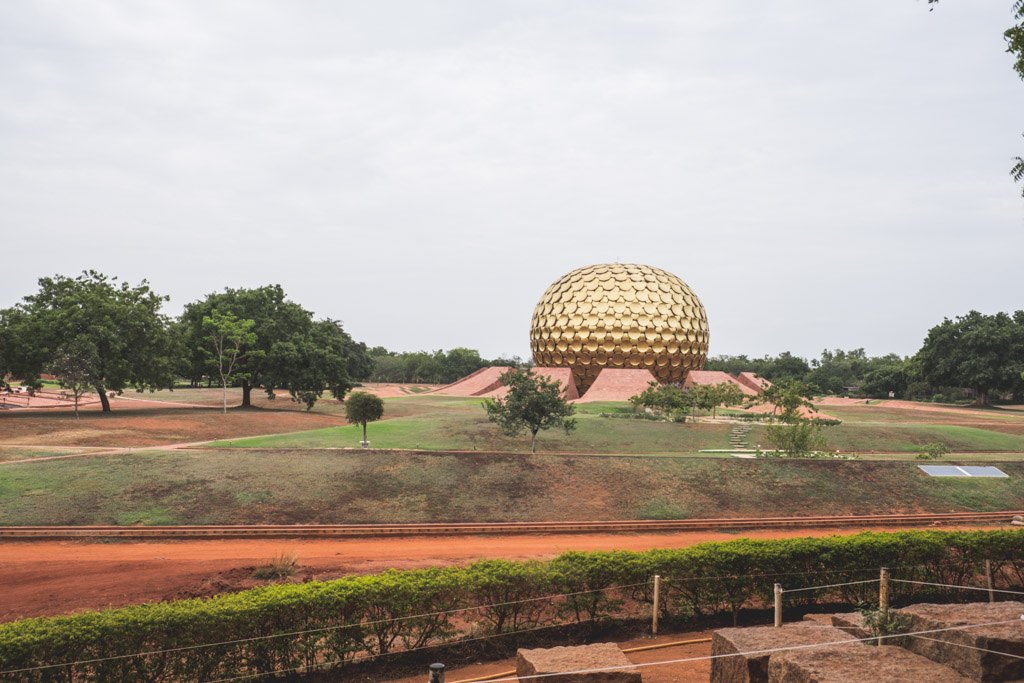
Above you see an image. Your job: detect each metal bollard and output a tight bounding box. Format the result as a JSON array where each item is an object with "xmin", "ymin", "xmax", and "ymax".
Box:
[{"xmin": 429, "ymin": 663, "xmax": 445, "ymax": 683}]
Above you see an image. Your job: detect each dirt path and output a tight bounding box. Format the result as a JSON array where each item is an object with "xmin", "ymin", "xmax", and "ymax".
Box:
[{"xmin": 0, "ymin": 524, "xmax": 995, "ymax": 622}]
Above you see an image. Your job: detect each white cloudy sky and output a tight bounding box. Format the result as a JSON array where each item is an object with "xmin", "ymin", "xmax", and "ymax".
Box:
[{"xmin": 2, "ymin": 1, "xmax": 1022, "ymax": 361}]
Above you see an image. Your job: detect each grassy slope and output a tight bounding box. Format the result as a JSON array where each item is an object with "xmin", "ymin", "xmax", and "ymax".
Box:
[
  {"xmin": 750, "ymin": 423, "xmax": 1024, "ymax": 453},
  {"xmin": 214, "ymin": 397, "xmax": 733, "ymax": 453},
  {"xmin": 205, "ymin": 395, "xmax": 1024, "ymax": 455},
  {"xmin": 2, "ymin": 450, "xmax": 1022, "ymax": 525}
]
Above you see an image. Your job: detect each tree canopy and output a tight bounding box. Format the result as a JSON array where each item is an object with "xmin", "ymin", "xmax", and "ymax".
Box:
[
  {"xmin": 178, "ymin": 286, "xmax": 370, "ymax": 410},
  {"xmin": 367, "ymin": 347, "xmax": 506, "ymax": 384},
  {"xmin": 344, "ymin": 391, "xmax": 385, "ymax": 445},
  {"xmin": 915, "ymin": 310, "xmax": 1024, "ymax": 406},
  {"xmin": 0, "ymin": 271, "xmax": 177, "ymax": 411},
  {"xmin": 483, "ymin": 369, "xmax": 576, "ymax": 452}
]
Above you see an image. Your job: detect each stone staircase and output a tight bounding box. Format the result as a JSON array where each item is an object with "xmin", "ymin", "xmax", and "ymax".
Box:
[{"xmin": 729, "ymin": 423, "xmax": 752, "ymax": 450}]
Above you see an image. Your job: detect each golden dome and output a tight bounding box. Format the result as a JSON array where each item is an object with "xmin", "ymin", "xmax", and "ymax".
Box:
[{"xmin": 529, "ymin": 263, "xmax": 709, "ymax": 393}]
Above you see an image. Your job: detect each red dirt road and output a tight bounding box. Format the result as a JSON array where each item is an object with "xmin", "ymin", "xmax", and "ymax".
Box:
[{"xmin": 0, "ymin": 525, "xmax": 996, "ymax": 622}]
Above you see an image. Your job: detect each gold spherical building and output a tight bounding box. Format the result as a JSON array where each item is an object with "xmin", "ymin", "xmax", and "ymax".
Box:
[{"xmin": 530, "ymin": 263, "xmax": 709, "ymax": 393}]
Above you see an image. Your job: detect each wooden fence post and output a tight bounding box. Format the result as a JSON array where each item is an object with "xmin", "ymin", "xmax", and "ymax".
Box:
[
  {"xmin": 879, "ymin": 567, "xmax": 889, "ymax": 613},
  {"xmin": 652, "ymin": 575, "xmax": 661, "ymax": 635},
  {"xmin": 774, "ymin": 583, "xmax": 783, "ymax": 628},
  {"xmin": 985, "ymin": 560, "xmax": 995, "ymax": 603}
]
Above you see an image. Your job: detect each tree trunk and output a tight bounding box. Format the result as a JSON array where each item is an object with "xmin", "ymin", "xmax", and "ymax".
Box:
[
  {"xmin": 221, "ymin": 377, "xmax": 228, "ymax": 414},
  {"xmin": 96, "ymin": 385, "xmax": 111, "ymax": 413},
  {"xmin": 241, "ymin": 379, "xmax": 252, "ymax": 408},
  {"xmin": 362, "ymin": 421, "xmax": 368, "ymax": 443},
  {"xmin": 531, "ymin": 430, "xmax": 538, "ymax": 453},
  {"xmin": 74, "ymin": 394, "xmax": 80, "ymax": 420},
  {"xmin": 975, "ymin": 388, "xmax": 989, "ymax": 407}
]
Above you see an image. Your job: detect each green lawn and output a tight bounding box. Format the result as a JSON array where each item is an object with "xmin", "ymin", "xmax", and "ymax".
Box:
[
  {"xmin": 213, "ymin": 397, "xmax": 733, "ymax": 453},
  {"xmin": 1, "ymin": 449, "xmax": 1021, "ymax": 526},
  {"xmin": 208, "ymin": 393, "xmax": 1024, "ymax": 456}
]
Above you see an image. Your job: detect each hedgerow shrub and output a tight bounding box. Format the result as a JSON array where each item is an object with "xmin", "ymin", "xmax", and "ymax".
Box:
[{"xmin": 1, "ymin": 530, "xmax": 1021, "ymax": 681}]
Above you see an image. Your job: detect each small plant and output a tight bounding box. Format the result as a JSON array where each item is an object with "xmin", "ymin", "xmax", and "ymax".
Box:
[
  {"xmin": 252, "ymin": 553, "xmax": 298, "ymax": 581},
  {"xmin": 857, "ymin": 604, "xmax": 911, "ymax": 644},
  {"xmin": 915, "ymin": 442, "xmax": 951, "ymax": 460}
]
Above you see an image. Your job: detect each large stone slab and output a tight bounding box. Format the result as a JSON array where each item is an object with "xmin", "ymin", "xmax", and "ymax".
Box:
[
  {"xmin": 768, "ymin": 644, "xmax": 972, "ymax": 682},
  {"xmin": 710, "ymin": 624, "xmax": 859, "ymax": 683},
  {"xmin": 515, "ymin": 643, "xmax": 640, "ymax": 683},
  {"xmin": 829, "ymin": 612, "xmax": 871, "ymax": 640},
  {"xmin": 895, "ymin": 601, "xmax": 1024, "ymax": 682}
]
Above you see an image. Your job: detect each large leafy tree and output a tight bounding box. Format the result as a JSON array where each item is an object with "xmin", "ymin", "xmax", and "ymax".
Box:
[
  {"xmin": 263, "ymin": 319, "xmax": 358, "ymax": 410},
  {"xmin": 915, "ymin": 310, "xmax": 1024, "ymax": 406},
  {"xmin": 179, "ymin": 286, "xmax": 370, "ymax": 409},
  {"xmin": 0, "ymin": 271, "xmax": 177, "ymax": 412},
  {"xmin": 483, "ymin": 369, "xmax": 576, "ymax": 453}
]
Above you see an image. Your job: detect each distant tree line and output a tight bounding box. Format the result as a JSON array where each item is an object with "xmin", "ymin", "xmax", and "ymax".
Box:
[
  {"xmin": 366, "ymin": 347, "xmax": 526, "ymax": 385},
  {"xmin": 706, "ymin": 310, "xmax": 1024, "ymax": 405},
  {"xmin": 0, "ymin": 271, "xmax": 526, "ymax": 412}
]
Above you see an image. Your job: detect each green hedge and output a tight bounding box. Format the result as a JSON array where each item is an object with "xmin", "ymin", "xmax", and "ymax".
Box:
[{"xmin": 1, "ymin": 530, "xmax": 1022, "ymax": 681}]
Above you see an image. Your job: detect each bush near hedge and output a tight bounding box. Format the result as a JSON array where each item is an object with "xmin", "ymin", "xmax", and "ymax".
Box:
[{"xmin": 2, "ymin": 530, "xmax": 1022, "ymax": 682}]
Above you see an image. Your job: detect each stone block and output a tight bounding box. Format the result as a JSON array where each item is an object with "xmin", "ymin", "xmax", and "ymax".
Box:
[
  {"xmin": 515, "ymin": 643, "xmax": 640, "ymax": 683},
  {"xmin": 829, "ymin": 612, "xmax": 871, "ymax": 640},
  {"xmin": 768, "ymin": 644, "xmax": 972, "ymax": 682},
  {"xmin": 896, "ymin": 601, "xmax": 1024, "ymax": 681},
  {"xmin": 710, "ymin": 624, "xmax": 858, "ymax": 683}
]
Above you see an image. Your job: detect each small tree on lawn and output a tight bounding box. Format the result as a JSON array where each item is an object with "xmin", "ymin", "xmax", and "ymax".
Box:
[
  {"xmin": 710, "ymin": 382, "xmax": 747, "ymax": 419},
  {"xmin": 763, "ymin": 421, "xmax": 828, "ymax": 457},
  {"xmin": 46, "ymin": 337, "xmax": 101, "ymax": 419},
  {"xmin": 759, "ymin": 380, "xmax": 815, "ymax": 423},
  {"xmin": 202, "ymin": 311, "xmax": 257, "ymax": 413},
  {"xmin": 630, "ymin": 382, "xmax": 692, "ymax": 420},
  {"xmin": 483, "ymin": 369, "xmax": 577, "ymax": 453},
  {"xmin": 345, "ymin": 391, "xmax": 385, "ymax": 446}
]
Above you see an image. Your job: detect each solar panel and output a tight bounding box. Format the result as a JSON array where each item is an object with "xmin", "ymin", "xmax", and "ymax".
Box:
[
  {"xmin": 958, "ymin": 466, "xmax": 1009, "ymax": 478},
  {"xmin": 918, "ymin": 465, "xmax": 1008, "ymax": 478},
  {"xmin": 919, "ymin": 465, "xmax": 968, "ymax": 477}
]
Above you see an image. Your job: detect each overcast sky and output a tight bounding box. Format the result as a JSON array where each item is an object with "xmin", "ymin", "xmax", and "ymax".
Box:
[{"xmin": 2, "ymin": 1, "xmax": 1022, "ymax": 361}]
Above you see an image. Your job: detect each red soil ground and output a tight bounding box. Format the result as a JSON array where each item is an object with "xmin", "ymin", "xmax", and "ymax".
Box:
[
  {"xmin": 0, "ymin": 404, "xmax": 346, "ymax": 447},
  {"xmin": 0, "ymin": 525, "xmax": 995, "ymax": 622}
]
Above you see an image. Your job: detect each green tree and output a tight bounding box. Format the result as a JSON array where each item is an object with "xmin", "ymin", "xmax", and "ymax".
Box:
[
  {"xmin": 713, "ymin": 382, "xmax": 747, "ymax": 418},
  {"xmin": 915, "ymin": 310, "xmax": 1024, "ymax": 406},
  {"xmin": 764, "ymin": 421, "xmax": 829, "ymax": 457},
  {"xmin": 860, "ymin": 356, "xmax": 912, "ymax": 399},
  {"xmin": 0, "ymin": 271, "xmax": 177, "ymax": 412},
  {"xmin": 264, "ymin": 319, "xmax": 356, "ymax": 410},
  {"xmin": 202, "ymin": 311, "xmax": 257, "ymax": 413},
  {"xmin": 483, "ymin": 369, "xmax": 577, "ymax": 452},
  {"xmin": 179, "ymin": 286, "xmax": 370, "ymax": 408},
  {"xmin": 345, "ymin": 391, "xmax": 385, "ymax": 446},
  {"xmin": 759, "ymin": 380, "xmax": 816, "ymax": 422},
  {"xmin": 630, "ymin": 382, "xmax": 692, "ymax": 419},
  {"xmin": 45, "ymin": 338, "xmax": 101, "ymax": 418}
]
